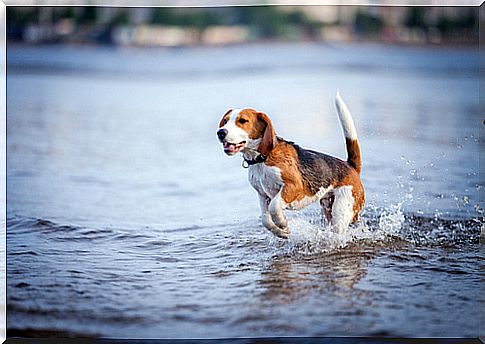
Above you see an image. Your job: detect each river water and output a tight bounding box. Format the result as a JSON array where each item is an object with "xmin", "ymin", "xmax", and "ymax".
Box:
[{"xmin": 6, "ymin": 42, "xmax": 482, "ymax": 338}]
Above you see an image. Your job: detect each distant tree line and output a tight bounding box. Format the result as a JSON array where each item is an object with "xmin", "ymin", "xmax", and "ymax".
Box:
[{"xmin": 6, "ymin": 6, "xmax": 478, "ymax": 44}]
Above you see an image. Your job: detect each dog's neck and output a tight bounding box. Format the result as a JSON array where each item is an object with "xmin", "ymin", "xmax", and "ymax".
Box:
[
  {"xmin": 242, "ymin": 136, "xmax": 282, "ymax": 161},
  {"xmin": 242, "ymin": 148, "xmax": 261, "ymax": 160},
  {"xmin": 241, "ymin": 148, "xmax": 267, "ymax": 168},
  {"xmin": 242, "ymin": 138, "xmax": 263, "ymax": 160}
]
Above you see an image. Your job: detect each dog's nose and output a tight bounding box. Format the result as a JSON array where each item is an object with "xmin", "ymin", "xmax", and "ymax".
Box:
[{"xmin": 217, "ymin": 128, "xmax": 228, "ymax": 141}]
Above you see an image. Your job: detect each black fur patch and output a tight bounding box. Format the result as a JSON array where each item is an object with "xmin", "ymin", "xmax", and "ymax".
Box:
[{"xmin": 287, "ymin": 140, "xmax": 352, "ymax": 194}]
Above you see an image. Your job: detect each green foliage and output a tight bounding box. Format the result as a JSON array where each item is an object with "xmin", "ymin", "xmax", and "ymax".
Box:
[
  {"xmin": 436, "ymin": 16, "xmax": 452, "ymax": 34},
  {"xmin": 405, "ymin": 8, "xmax": 426, "ymax": 28},
  {"xmin": 150, "ymin": 8, "xmax": 176, "ymax": 25},
  {"xmin": 5, "ymin": 6, "xmax": 479, "ymax": 44},
  {"xmin": 80, "ymin": 7, "xmax": 98, "ymax": 24},
  {"xmin": 233, "ymin": 6, "xmax": 318, "ymax": 38},
  {"xmin": 436, "ymin": 8, "xmax": 477, "ymax": 36},
  {"xmin": 451, "ymin": 8, "xmax": 477, "ymax": 31},
  {"xmin": 63, "ymin": 7, "xmax": 76, "ymax": 20},
  {"xmin": 110, "ymin": 11, "xmax": 129, "ymax": 26},
  {"xmin": 151, "ymin": 8, "xmax": 223, "ymax": 28},
  {"xmin": 354, "ymin": 9, "xmax": 383, "ymax": 36},
  {"xmin": 150, "ymin": 6, "xmax": 318, "ymax": 37},
  {"xmin": 7, "ymin": 8, "xmax": 39, "ymax": 25},
  {"xmin": 287, "ymin": 10, "xmax": 308, "ymax": 26},
  {"xmin": 248, "ymin": 7, "xmax": 288, "ymax": 38}
]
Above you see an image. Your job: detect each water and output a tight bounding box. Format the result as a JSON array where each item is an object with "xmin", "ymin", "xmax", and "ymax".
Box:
[{"xmin": 6, "ymin": 42, "xmax": 482, "ymax": 338}]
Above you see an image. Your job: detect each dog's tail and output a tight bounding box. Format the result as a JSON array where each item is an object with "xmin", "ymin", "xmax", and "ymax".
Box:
[{"xmin": 335, "ymin": 91, "xmax": 361, "ymax": 174}]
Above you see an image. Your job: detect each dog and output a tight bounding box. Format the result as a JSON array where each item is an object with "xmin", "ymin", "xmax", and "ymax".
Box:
[{"xmin": 217, "ymin": 92, "xmax": 364, "ymax": 239}]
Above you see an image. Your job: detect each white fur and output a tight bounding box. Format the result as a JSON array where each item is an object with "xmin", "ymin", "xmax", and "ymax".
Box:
[
  {"xmin": 229, "ymin": 108, "xmax": 241, "ymax": 122},
  {"xmin": 335, "ymin": 91, "xmax": 358, "ymax": 140},
  {"xmin": 248, "ymin": 163, "xmax": 290, "ymax": 238},
  {"xmin": 268, "ymin": 189, "xmax": 288, "ymax": 229},
  {"xmin": 222, "ymin": 109, "xmax": 262, "ymax": 152},
  {"xmin": 287, "ymin": 185, "xmax": 334, "ymax": 210},
  {"xmin": 248, "ymin": 163, "xmax": 283, "ymax": 199},
  {"xmin": 330, "ymin": 185, "xmax": 355, "ymax": 234},
  {"xmin": 258, "ymin": 194, "xmax": 276, "ymax": 230},
  {"xmin": 222, "ymin": 108, "xmax": 248, "ymax": 145},
  {"xmin": 257, "ymin": 193, "xmax": 290, "ymax": 238}
]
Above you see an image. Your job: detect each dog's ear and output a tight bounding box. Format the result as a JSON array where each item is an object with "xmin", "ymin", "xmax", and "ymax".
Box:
[
  {"xmin": 257, "ymin": 112, "xmax": 276, "ymax": 157},
  {"xmin": 219, "ymin": 109, "xmax": 232, "ymax": 127}
]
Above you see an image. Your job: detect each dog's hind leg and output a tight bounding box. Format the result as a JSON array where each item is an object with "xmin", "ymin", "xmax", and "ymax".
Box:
[
  {"xmin": 320, "ymin": 192, "xmax": 334, "ymax": 226},
  {"xmin": 258, "ymin": 193, "xmax": 290, "ymax": 239},
  {"xmin": 330, "ymin": 186, "xmax": 354, "ymax": 234}
]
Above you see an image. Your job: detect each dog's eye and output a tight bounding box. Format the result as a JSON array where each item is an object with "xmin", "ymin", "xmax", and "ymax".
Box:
[
  {"xmin": 238, "ymin": 118, "xmax": 248, "ymax": 124},
  {"xmin": 223, "ymin": 118, "xmax": 228, "ymax": 125}
]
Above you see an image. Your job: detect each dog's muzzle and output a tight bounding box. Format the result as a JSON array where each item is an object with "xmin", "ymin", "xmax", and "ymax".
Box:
[{"xmin": 217, "ymin": 129, "xmax": 227, "ymax": 142}]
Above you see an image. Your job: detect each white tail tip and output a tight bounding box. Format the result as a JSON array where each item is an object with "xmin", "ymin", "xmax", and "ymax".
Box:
[{"xmin": 335, "ymin": 90, "xmax": 358, "ymax": 140}]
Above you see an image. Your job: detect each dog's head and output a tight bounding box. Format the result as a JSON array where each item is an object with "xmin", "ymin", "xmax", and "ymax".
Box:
[{"xmin": 217, "ymin": 108, "xmax": 276, "ymax": 157}]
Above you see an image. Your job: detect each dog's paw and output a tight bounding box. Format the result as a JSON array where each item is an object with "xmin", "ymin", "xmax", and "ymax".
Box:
[{"xmin": 272, "ymin": 227, "xmax": 290, "ymax": 239}]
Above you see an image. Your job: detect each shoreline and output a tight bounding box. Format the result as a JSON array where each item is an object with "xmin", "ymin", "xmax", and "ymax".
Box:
[
  {"xmin": 8, "ymin": 328, "xmax": 100, "ymax": 338},
  {"xmin": 6, "ymin": 38, "xmax": 479, "ymax": 51}
]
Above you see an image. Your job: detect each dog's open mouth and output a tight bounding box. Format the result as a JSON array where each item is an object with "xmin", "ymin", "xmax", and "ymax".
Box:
[{"xmin": 223, "ymin": 141, "xmax": 246, "ymax": 155}]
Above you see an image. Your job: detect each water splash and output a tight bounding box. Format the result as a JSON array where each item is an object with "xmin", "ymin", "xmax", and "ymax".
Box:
[
  {"xmin": 266, "ymin": 202, "xmax": 406, "ymax": 256},
  {"xmin": 377, "ymin": 203, "xmax": 405, "ymax": 236},
  {"xmin": 266, "ymin": 201, "xmax": 479, "ymax": 256}
]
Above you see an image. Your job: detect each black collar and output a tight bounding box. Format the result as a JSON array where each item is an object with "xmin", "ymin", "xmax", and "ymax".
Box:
[{"xmin": 242, "ymin": 154, "xmax": 267, "ymax": 168}]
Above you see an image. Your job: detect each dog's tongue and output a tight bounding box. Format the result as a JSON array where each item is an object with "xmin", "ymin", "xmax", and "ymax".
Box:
[{"xmin": 224, "ymin": 143, "xmax": 237, "ymax": 153}]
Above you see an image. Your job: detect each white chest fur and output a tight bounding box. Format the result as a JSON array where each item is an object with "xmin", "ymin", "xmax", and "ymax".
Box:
[{"xmin": 248, "ymin": 163, "xmax": 283, "ymax": 198}]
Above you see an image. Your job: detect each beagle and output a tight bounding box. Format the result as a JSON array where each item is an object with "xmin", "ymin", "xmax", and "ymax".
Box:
[{"xmin": 217, "ymin": 92, "xmax": 364, "ymax": 239}]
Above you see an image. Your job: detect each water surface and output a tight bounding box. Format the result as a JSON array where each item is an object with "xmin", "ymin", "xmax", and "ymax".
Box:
[{"xmin": 7, "ymin": 42, "xmax": 482, "ymax": 338}]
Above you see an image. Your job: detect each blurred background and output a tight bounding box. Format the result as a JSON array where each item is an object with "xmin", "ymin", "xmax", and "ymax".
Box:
[{"xmin": 7, "ymin": 6, "xmax": 478, "ymax": 46}]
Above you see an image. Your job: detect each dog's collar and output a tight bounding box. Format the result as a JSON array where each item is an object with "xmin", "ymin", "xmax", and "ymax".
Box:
[{"xmin": 242, "ymin": 154, "xmax": 267, "ymax": 168}]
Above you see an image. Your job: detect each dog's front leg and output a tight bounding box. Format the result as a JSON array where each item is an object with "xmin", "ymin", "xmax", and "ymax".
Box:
[
  {"xmin": 258, "ymin": 193, "xmax": 290, "ymax": 239},
  {"xmin": 268, "ymin": 190, "xmax": 290, "ymax": 238},
  {"xmin": 258, "ymin": 193, "xmax": 277, "ymax": 230}
]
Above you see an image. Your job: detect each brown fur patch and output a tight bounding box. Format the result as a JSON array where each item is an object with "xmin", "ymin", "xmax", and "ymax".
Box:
[
  {"xmin": 231, "ymin": 109, "xmax": 263, "ymax": 139},
  {"xmin": 255, "ymin": 112, "xmax": 276, "ymax": 157},
  {"xmin": 334, "ymin": 169, "xmax": 365, "ymax": 222},
  {"xmin": 264, "ymin": 139, "xmax": 312, "ymax": 204},
  {"xmin": 231, "ymin": 109, "xmax": 276, "ymax": 157},
  {"xmin": 345, "ymin": 138, "xmax": 361, "ymax": 174},
  {"xmin": 218, "ymin": 109, "xmax": 232, "ymax": 128}
]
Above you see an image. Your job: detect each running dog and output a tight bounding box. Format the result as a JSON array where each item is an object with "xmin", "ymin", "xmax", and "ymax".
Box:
[{"xmin": 217, "ymin": 92, "xmax": 364, "ymax": 238}]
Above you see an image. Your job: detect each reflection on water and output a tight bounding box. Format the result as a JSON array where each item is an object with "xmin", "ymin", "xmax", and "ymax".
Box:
[
  {"xmin": 260, "ymin": 247, "xmax": 372, "ymax": 304},
  {"xmin": 6, "ymin": 42, "xmax": 482, "ymax": 338}
]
